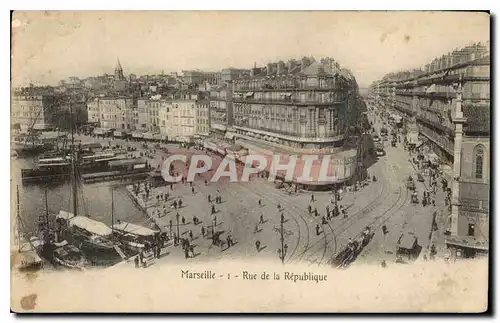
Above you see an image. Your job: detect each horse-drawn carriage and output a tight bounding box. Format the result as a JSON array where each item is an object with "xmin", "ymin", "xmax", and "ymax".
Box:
[
  {"xmin": 396, "ymin": 233, "xmax": 419, "ymax": 261},
  {"xmin": 332, "ymin": 227, "xmax": 372, "ymax": 268}
]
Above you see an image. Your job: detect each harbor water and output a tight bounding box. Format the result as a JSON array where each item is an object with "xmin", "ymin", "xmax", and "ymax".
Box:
[{"xmin": 13, "ymin": 156, "xmax": 150, "ymax": 236}]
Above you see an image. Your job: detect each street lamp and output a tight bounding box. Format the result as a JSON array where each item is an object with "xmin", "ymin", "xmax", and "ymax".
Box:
[
  {"xmin": 278, "ymin": 244, "xmax": 289, "ymax": 264},
  {"xmin": 274, "ymin": 213, "xmax": 292, "ymax": 265},
  {"xmin": 175, "ymin": 212, "xmax": 180, "ymax": 246}
]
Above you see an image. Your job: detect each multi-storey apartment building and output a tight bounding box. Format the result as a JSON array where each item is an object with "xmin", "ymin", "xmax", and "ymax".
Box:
[
  {"xmin": 232, "ymin": 57, "xmax": 359, "ymax": 151},
  {"xmin": 195, "ymin": 99, "xmax": 210, "ymax": 136},
  {"xmin": 12, "ymin": 87, "xmax": 88, "ymax": 131},
  {"xmin": 216, "ymin": 57, "xmax": 362, "ymax": 189},
  {"xmin": 87, "ymin": 98, "xmax": 100, "ymax": 124},
  {"xmin": 91, "ymin": 96, "xmax": 137, "ymax": 130},
  {"xmin": 209, "ymin": 83, "xmax": 233, "ymax": 139},
  {"xmin": 12, "ymin": 89, "xmax": 60, "ymax": 131},
  {"xmin": 159, "ymin": 98, "xmax": 197, "ymax": 142},
  {"xmin": 371, "ymin": 42, "xmax": 490, "ymax": 258}
]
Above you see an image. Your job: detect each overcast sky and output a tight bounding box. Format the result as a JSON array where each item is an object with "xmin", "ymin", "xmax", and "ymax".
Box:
[{"xmin": 11, "ymin": 11, "xmax": 489, "ymax": 88}]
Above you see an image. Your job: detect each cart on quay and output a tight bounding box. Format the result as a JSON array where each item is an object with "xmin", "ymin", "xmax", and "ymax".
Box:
[{"xmin": 396, "ymin": 233, "xmax": 419, "ymax": 261}]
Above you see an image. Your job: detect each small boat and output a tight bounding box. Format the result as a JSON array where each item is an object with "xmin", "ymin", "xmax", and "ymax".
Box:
[
  {"xmin": 12, "ymin": 233, "xmax": 44, "ymax": 272},
  {"xmin": 112, "ymin": 221, "xmax": 159, "ymax": 253},
  {"xmin": 40, "ymin": 239, "xmax": 88, "ymax": 270},
  {"xmin": 56, "ymin": 211, "xmax": 124, "ymax": 265},
  {"xmin": 12, "ymin": 187, "xmax": 43, "ymax": 272}
]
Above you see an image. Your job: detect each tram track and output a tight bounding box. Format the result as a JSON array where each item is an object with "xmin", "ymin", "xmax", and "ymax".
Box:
[
  {"xmin": 290, "ymin": 162, "xmax": 392, "ymax": 264},
  {"xmin": 234, "ymin": 181, "xmax": 310, "ymax": 264},
  {"xmin": 262, "ymin": 188, "xmax": 334, "ymax": 266}
]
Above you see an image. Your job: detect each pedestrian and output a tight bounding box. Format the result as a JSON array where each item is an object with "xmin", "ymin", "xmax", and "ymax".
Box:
[
  {"xmin": 226, "ymin": 235, "xmax": 231, "ymax": 248},
  {"xmin": 211, "ymin": 204, "xmax": 216, "ymax": 215},
  {"xmin": 277, "ymin": 203, "xmax": 281, "ymax": 211},
  {"xmin": 308, "ymin": 205, "xmax": 312, "ymax": 214},
  {"xmin": 182, "ymin": 216, "xmax": 186, "ymax": 225},
  {"xmin": 208, "ymin": 194, "xmax": 211, "ymax": 203},
  {"xmin": 134, "ymin": 256, "xmax": 139, "ymax": 268},
  {"xmin": 326, "ymin": 205, "xmax": 330, "ymax": 214},
  {"xmin": 322, "ymin": 216, "xmax": 327, "ymax": 225},
  {"xmin": 169, "ymin": 219, "xmax": 173, "ymax": 232},
  {"xmin": 311, "ymin": 194, "xmax": 315, "ymax": 202},
  {"xmin": 192, "ymin": 187, "xmax": 195, "ymax": 194},
  {"xmin": 179, "ymin": 199, "xmax": 183, "ymax": 208},
  {"xmin": 259, "ymin": 214, "xmax": 264, "ymax": 224},
  {"xmin": 255, "ymin": 240, "xmax": 261, "ymax": 251},
  {"xmin": 254, "ymin": 223, "xmax": 259, "ymax": 233},
  {"xmin": 314, "ymin": 208, "xmax": 318, "ymax": 217},
  {"xmin": 258, "ymin": 199, "xmax": 262, "ymax": 207},
  {"xmin": 170, "ymin": 184, "xmax": 173, "ymax": 190},
  {"xmin": 173, "ymin": 200, "xmax": 178, "ymax": 209},
  {"xmin": 201, "ymin": 226, "xmax": 205, "ymax": 237},
  {"xmin": 432, "ymin": 199, "xmax": 435, "ymax": 207},
  {"xmin": 316, "ymin": 224, "xmax": 320, "ymax": 236},
  {"xmin": 281, "ymin": 213, "xmax": 285, "ymax": 223},
  {"xmin": 189, "ymin": 230, "xmax": 193, "ymax": 241}
]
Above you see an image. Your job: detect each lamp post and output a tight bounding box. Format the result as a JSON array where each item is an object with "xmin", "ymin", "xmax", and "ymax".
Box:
[
  {"xmin": 175, "ymin": 212, "xmax": 180, "ymax": 246},
  {"xmin": 274, "ymin": 212, "xmax": 291, "ymax": 265}
]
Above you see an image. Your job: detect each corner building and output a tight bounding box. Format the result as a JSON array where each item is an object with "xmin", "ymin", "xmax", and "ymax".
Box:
[{"xmin": 229, "ymin": 57, "xmax": 362, "ymax": 189}]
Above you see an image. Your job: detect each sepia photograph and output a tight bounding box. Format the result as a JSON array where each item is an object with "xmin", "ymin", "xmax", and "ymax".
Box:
[{"xmin": 9, "ymin": 10, "xmax": 490, "ymax": 313}]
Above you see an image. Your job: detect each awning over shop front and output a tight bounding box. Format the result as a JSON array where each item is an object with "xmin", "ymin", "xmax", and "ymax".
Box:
[
  {"xmin": 33, "ymin": 124, "xmax": 51, "ymax": 130},
  {"xmin": 113, "ymin": 131, "xmax": 127, "ymax": 137},
  {"xmin": 445, "ymin": 236, "xmax": 489, "ymax": 251},
  {"xmin": 245, "ymin": 92, "xmax": 254, "ymax": 97},
  {"xmin": 132, "ymin": 131, "xmax": 144, "ymax": 138},
  {"xmin": 211, "ymin": 123, "xmax": 227, "ymax": 132},
  {"xmin": 94, "ymin": 128, "xmax": 112, "ymax": 135},
  {"xmin": 143, "ymin": 132, "xmax": 157, "ymax": 140},
  {"xmin": 225, "ymin": 132, "xmax": 235, "ymax": 140}
]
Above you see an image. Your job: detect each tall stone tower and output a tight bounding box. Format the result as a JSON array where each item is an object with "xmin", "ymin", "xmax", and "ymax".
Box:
[{"xmin": 114, "ymin": 58, "xmax": 125, "ymax": 81}]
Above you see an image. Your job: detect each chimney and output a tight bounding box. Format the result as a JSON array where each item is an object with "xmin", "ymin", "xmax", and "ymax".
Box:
[
  {"xmin": 277, "ymin": 61, "xmax": 285, "ymax": 74},
  {"xmin": 267, "ymin": 63, "xmax": 273, "ymax": 76}
]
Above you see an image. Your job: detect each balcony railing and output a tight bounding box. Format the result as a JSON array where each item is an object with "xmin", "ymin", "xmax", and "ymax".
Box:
[
  {"xmin": 418, "ymin": 126, "xmax": 454, "ymax": 155},
  {"xmin": 463, "ymin": 93, "xmax": 490, "ymax": 100},
  {"xmin": 233, "ymin": 125, "xmax": 344, "ymax": 143},
  {"xmin": 234, "ymin": 84, "xmax": 346, "ymax": 92},
  {"xmin": 417, "ymin": 115, "xmax": 453, "ymax": 135},
  {"xmin": 233, "ymin": 97, "xmax": 347, "ymax": 105}
]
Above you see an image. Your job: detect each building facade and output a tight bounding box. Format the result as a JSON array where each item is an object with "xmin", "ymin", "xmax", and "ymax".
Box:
[
  {"xmin": 232, "ymin": 57, "xmax": 359, "ymax": 151},
  {"xmin": 12, "ymin": 91, "xmax": 60, "ymax": 131},
  {"xmin": 209, "ymin": 84, "xmax": 233, "ymax": 139},
  {"xmin": 195, "ymin": 99, "xmax": 210, "ymax": 136},
  {"xmin": 92, "ymin": 96, "xmax": 137, "ymax": 130},
  {"xmin": 87, "ymin": 98, "xmax": 100, "ymax": 124},
  {"xmin": 159, "ymin": 99, "xmax": 197, "ymax": 142},
  {"xmin": 371, "ymin": 42, "xmax": 490, "ymax": 258}
]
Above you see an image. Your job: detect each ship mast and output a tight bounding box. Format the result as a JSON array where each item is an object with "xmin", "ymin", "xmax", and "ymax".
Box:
[
  {"xmin": 70, "ymin": 104, "xmax": 78, "ymax": 217},
  {"xmin": 111, "ymin": 188, "xmax": 114, "ymax": 234},
  {"xmin": 16, "ymin": 185, "xmax": 21, "ymax": 251}
]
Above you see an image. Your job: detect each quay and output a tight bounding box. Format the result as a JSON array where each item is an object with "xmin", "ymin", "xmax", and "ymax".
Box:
[{"xmin": 80, "ymin": 169, "xmax": 152, "ymax": 184}]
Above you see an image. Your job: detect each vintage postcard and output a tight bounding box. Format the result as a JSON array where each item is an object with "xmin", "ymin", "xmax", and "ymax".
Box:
[{"xmin": 10, "ymin": 11, "xmax": 490, "ymax": 312}]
